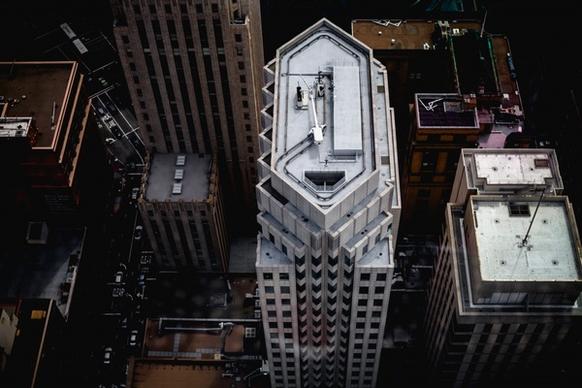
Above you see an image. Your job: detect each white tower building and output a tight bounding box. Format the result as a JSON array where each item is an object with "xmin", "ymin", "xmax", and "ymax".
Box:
[{"xmin": 255, "ymin": 19, "xmax": 401, "ymax": 388}]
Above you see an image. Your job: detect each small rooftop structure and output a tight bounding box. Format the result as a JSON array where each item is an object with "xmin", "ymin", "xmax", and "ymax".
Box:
[
  {"xmin": 415, "ymin": 93, "xmax": 479, "ymax": 129},
  {"xmin": 0, "ymin": 62, "xmax": 77, "ymax": 149},
  {"xmin": 144, "ymin": 153, "xmax": 212, "ymax": 202},
  {"xmin": 0, "ymin": 117, "xmax": 32, "ymax": 138},
  {"xmin": 454, "ymin": 149, "xmax": 564, "ymax": 199}
]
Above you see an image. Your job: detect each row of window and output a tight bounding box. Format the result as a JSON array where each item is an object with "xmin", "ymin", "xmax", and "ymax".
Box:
[
  {"xmin": 263, "ymin": 272, "xmax": 289, "ymax": 280},
  {"xmin": 360, "ymin": 272, "xmax": 387, "ymax": 281},
  {"xmin": 132, "ymin": 2, "xmax": 220, "ymax": 17}
]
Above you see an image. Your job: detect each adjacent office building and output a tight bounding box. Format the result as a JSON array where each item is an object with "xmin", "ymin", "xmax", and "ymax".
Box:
[
  {"xmin": 256, "ymin": 19, "xmax": 401, "ymax": 388},
  {"xmin": 138, "ymin": 153, "xmax": 229, "ymax": 271},
  {"xmin": 111, "ymin": 0, "xmax": 264, "ymax": 208},
  {"xmin": 425, "ymin": 149, "xmax": 582, "ymax": 386},
  {"xmin": 352, "ymin": 20, "xmax": 525, "ymax": 233},
  {"xmin": 0, "ymin": 61, "xmax": 101, "ymax": 219}
]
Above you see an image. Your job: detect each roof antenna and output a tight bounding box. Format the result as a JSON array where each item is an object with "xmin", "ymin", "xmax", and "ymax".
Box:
[
  {"xmin": 480, "ymin": 8, "xmax": 488, "ymax": 38},
  {"xmin": 521, "ymin": 187, "xmax": 545, "ymax": 247}
]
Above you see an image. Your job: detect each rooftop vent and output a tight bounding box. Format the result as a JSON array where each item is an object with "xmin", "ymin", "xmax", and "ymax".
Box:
[
  {"xmin": 508, "ymin": 203, "xmax": 530, "ymax": 217},
  {"xmin": 174, "ymin": 168, "xmax": 184, "ymax": 180},
  {"xmin": 172, "ymin": 182, "xmax": 183, "ymax": 195},
  {"xmin": 304, "ymin": 170, "xmax": 345, "ymax": 192},
  {"xmin": 176, "ymin": 155, "xmax": 186, "ymax": 166}
]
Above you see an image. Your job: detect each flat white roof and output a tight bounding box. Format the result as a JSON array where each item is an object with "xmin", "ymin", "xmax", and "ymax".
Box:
[
  {"xmin": 473, "ymin": 199, "xmax": 581, "ymax": 282},
  {"xmin": 474, "ymin": 153, "xmax": 554, "ymax": 186}
]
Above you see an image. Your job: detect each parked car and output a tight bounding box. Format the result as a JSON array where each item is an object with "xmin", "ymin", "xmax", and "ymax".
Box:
[
  {"xmin": 131, "ymin": 188, "xmax": 139, "ymax": 200},
  {"xmin": 134, "ymin": 225, "xmax": 143, "ymax": 240},
  {"xmin": 114, "ymin": 271, "xmax": 123, "ymax": 283},
  {"xmin": 103, "ymin": 347, "xmax": 113, "ymax": 365},
  {"xmin": 129, "ymin": 330, "xmax": 138, "ymax": 347}
]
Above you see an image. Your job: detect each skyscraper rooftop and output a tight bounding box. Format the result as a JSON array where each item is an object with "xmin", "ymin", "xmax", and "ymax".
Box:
[
  {"xmin": 269, "ymin": 20, "xmax": 397, "ymax": 213},
  {"xmin": 0, "ymin": 62, "xmax": 77, "ymax": 149}
]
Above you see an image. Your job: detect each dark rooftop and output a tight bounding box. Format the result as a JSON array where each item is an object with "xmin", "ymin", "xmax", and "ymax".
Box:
[
  {"xmin": 416, "ymin": 93, "xmax": 479, "ymax": 128},
  {"xmin": 0, "ymin": 62, "xmax": 76, "ymax": 148},
  {"xmin": 0, "ymin": 226, "xmax": 86, "ymax": 318},
  {"xmin": 451, "ymin": 32, "xmax": 499, "ymax": 95},
  {"xmin": 144, "ymin": 153, "xmax": 212, "ymax": 202},
  {"xmin": 351, "ymin": 19, "xmax": 482, "ymax": 50}
]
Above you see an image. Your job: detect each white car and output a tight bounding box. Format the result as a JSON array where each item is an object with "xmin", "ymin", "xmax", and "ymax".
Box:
[
  {"xmin": 114, "ymin": 271, "xmax": 123, "ymax": 283},
  {"xmin": 103, "ymin": 347, "xmax": 113, "ymax": 365},
  {"xmin": 129, "ymin": 330, "xmax": 138, "ymax": 347}
]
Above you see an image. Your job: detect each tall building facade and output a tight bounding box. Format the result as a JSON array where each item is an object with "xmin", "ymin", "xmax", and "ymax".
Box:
[
  {"xmin": 425, "ymin": 148, "xmax": 582, "ymax": 386},
  {"xmin": 256, "ymin": 19, "xmax": 401, "ymax": 388},
  {"xmin": 138, "ymin": 153, "xmax": 229, "ymax": 271},
  {"xmin": 111, "ymin": 0, "xmax": 264, "ymax": 208}
]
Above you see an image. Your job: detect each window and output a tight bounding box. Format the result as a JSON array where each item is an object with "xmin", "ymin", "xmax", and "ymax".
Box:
[
  {"xmin": 283, "ymin": 310, "xmax": 291, "ymax": 317},
  {"xmin": 376, "ymin": 273, "xmax": 387, "ymax": 281},
  {"xmin": 266, "ymin": 299, "xmax": 275, "ymax": 305},
  {"xmin": 281, "ymin": 299, "xmax": 290, "ymax": 305},
  {"xmin": 358, "ymin": 299, "xmax": 367, "ymax": 306},
  {"xmin": 281, "ymin": 286, "xmax": 290, "ymax": 294},
  {"xmin": 235, "ymin": 33, "xmax": 242, "ymax": 42},
  {"xmin": 268, "ymin": 311, "xmax": 276, "ymax": 317},
  {"xmin": 282, "ymin": 245, "xmax": 287, "ymax": 255},
  {"xmin": 361, "ymin": 273, "xmax": 370, "ymax": 281},
  {"xmin": 265, "ymin": 286, "xmax": 274, "ymax": 293},
  {"xmin": 373, "ymin": 299, "xmax": 383, "ymax": 306},
  {"xmin": 534, "ymin": 158, "xmax": 550, "ymax": 168},
  {"xmin": 280, "ymin": 273, "xmax": 289, "ymax": 280},
  {"xmin": 211, "ymin": 4, "xmax": 218, "ymax": 12},
  {"xmin": 263, "ymin": 273, "xmax": 273, "ymax": 280},
  {"xmin": 359, "ymin": 287, "xmax": 369, "ymax": 294},
  {"xmin": 375, "ymin": 286, "xmax": 385, "ymax": 294}
]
